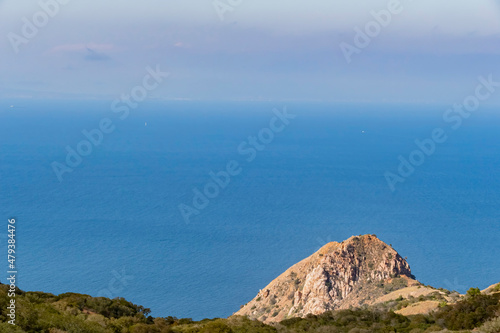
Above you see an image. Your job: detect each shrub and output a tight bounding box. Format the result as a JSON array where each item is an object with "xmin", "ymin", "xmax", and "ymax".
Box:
[
  {"xmin": 467, "ymin": 287, "xmax": 481, "ymax": 297},
  {"xmin": 434, "ymin": 293, "xmax": 500, "ymax": 330},
  {"xmin": 130, "ymin": 323, "xmax": 161, "ymax": 333},
  {"xmin": 479, "ymin": 316, "xmax": 500, "ymax": 333},
  {"xmin": 200, "ymin": 320, "xmax": 233, "ymax": 333}
]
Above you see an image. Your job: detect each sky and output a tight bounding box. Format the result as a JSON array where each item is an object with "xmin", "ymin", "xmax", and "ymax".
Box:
[{"xmin": 1, "ymin": 0, "xmax": 500, "ymax": 103}]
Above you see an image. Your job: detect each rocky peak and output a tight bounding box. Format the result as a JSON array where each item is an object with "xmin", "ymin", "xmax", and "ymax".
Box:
[{"xmin": 234, "ymin": 234, "xmax": 417, "ymax": 323}]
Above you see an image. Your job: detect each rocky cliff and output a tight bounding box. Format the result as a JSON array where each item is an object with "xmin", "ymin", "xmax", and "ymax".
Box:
[{"xmin": 234, "ymin": 234, "xmax": 419, "ymax": 323}]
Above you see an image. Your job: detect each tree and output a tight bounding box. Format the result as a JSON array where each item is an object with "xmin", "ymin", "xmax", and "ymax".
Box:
[{"xmin": 467, "ymin": 287, "xmax": 481, "ymax": 297}]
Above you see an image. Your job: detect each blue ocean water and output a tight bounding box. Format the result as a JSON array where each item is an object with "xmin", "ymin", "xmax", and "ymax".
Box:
[{"xmin": 0, "ymin": 100, "xmax": 499, "ymax": 319}]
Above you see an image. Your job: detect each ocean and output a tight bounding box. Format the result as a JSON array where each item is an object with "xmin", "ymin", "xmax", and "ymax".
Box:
[{"xmin": 0, "ymin": 100, "xmax": 499, "ymax": 319}]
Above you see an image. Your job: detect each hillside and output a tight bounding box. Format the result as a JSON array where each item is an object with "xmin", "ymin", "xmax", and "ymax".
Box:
[
  {"xmin": 1, "ymin": 283, "xmax": 499, "ymax": 333},
  {"xmin": 234, "ymin": 234, "xmax": 418, "ymax": 323},
  {"xmin": 0, "ymin": 234, "xmax": 499, "ymax": 332}
]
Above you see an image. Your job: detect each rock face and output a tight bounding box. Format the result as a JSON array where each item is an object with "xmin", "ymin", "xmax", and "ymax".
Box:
[{"xmin": 234, "ymin": 234, "xmax": 418, "ymax": 323}]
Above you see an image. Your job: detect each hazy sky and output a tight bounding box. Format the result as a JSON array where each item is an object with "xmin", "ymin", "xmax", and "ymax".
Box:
[{"xmin": 1, "ymin": 0, "xmax": 500, "ymax": 103}]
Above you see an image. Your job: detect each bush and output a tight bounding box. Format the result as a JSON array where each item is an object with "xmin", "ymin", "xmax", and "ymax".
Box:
[
  {"xmin": 131, "ymin": 323, "xmax": 161, "ymax": 333},
  {"xmin": 2, "ymin": 281, "xmax": 498, "ymax": 333},
  {"xmin": 0, "ymin": 321, "xmax": 27, "ymax": 332},
  {"xmin": 467, "ymin": 287, "xmax": 481, "ymax": 297},
  {"xmin": 479, "ymin": 316, "xmax": 500, "ymax": 333},
  {"xmin": 383, "ymin": 278, "xmax": 408, "ymax": 294},
  {"xmin": 200, "ymin": 320, "xmax": 233, "ymax": 333},
  {"xmin": 434, "ymin": 293, "xmax": 500, "ymax": 330}
]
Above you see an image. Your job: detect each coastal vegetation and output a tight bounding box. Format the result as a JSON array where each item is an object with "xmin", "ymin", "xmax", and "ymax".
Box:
[{"xmin": 1, "ymin": 284, "xmax": 499, "ymax": 333}]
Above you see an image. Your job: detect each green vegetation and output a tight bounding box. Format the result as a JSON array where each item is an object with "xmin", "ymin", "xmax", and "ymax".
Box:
[
  {"xmin": 434, "ymin": 291, "xmax": 500, "ymax": 330},
  {"xmin": 279, "ymin": 309, "xmax": 429, "ymax": 333},
  {"xmin": 384, "ymin": 278, "xmax": 408, "ymax": 294},
  {"xmin": 279, "ymin": 292, "xmax": 500, "ymax": 333},
  {"xmin": 1, "ymin": 283, "xmax": 499, "ymax": 333},
  {"xmin": 466, "ymin": 287, "xmax": 481, "ymax": 297},
  {"xmin": 376, "ymin": 277, "xmax": 409, "ymax": 295},
  {"xmin": 0, "ymin": 284, "xmax": 153, "ymax": 333},
  {"xmin": 479, "ymin": 316, "xmax": 500, "ymax": 333}
]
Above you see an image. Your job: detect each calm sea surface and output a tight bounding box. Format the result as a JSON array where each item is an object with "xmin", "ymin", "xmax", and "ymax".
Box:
[{"xmin": 0, "ymin": 100, "xmax": 499, "ymax": 319}]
